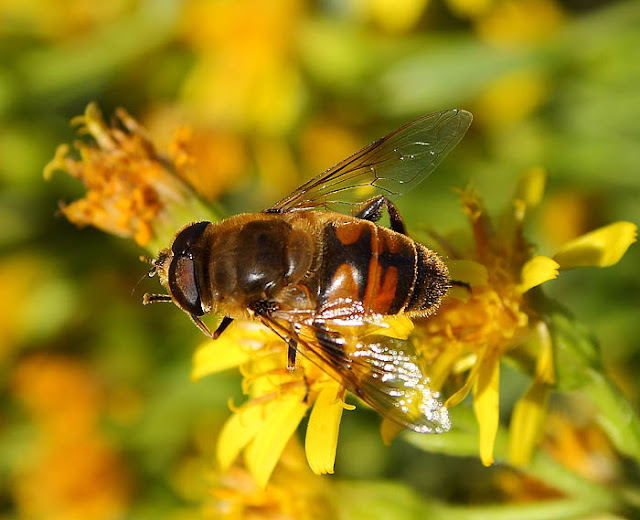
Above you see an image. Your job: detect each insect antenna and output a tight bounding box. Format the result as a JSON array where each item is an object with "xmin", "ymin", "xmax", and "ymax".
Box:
[{"xmin": 131, "ymin": 256, "xmax": 160, "ymax": 297}]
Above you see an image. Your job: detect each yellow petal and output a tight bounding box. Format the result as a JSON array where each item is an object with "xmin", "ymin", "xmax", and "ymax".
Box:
[
  {"xmin": 429, "ymin": 346, "xmax": 460, "ymax": 391},
  {"xmin": 446, "ymin": 352, "xmax": 482, "ymax": 408},
  {"xmin": 380, "ymin": 418, "xmax": 405, "ymax": 446},
  {"xmin": 216, "ymin": 405, "xmax": 266, "ymax": 471},
  {"xmin": 246, "ymin": 393, "xmax": 308, "ymax": 488},
  {"xmin": 377, "ymin": 315, "xmax": 414, "ymax": 339},
  {"xmin": 191, "ymin": 341, "xmax": 250, "ymax": 381},
  {"xmin": 553, "ymin": 222, "xmax": 637, "ymax": 268},
  {"xmin": 508, "ymin": 381, "xmax": 550, "ymax": 466},
  {"xmin": 191, "ymin": 322, "xmax": 271, "ymax": 381},
  {"xmin": 508, "ymin": 321, "xmax": 554, "ymax": 466},
  {"xmin": 517, "ymin": 255, "xmax": 559, "ymax": 293},
  {"xmin": 473, "ymin": 349, "xmax": 501, "ymax": 466},
  {"xmin": 514, "ymin": 166, "xmax": 546, "ymax": 209},
  {"xmin": 446, "ymin": 260, "xmax": 488, "ymax": 301},
  {"xmin": 534, "ymin": 321, "xmax": 555, "ymax": 385},
  {"xmin": 305, "ymin": 381, "xmax": 345, "ymax": 474}
]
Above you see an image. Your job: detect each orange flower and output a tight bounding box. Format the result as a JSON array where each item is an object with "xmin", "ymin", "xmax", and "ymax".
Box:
[
  {"xmin": 10, "ymin": 354, "xmax": 131, "ymax": 520},
  {"xmin": 44, "ymin": 103, "xmax": 216, "ymax": 252}
]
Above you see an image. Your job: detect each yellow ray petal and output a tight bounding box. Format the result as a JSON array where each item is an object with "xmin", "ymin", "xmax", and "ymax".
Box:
[
  {"xmin": 534, "ymin": 321, "xmax": 555, "ymax": 385},
  {"xmin": 508, "ymin": 320, "xmax": 554, "ymax": 466},
  {"xmin": 446, "ymin": 351, "xmax": 482, "ymax": 408},
  {"xmin": 508, "ymin": 380, "xmax": 550, "ymax": 466},
  {"xmin": 514, "ymin": 166, "xmax": 546, "ymax": 210},
  {"xmin": 305, "ymin": 381, "xmax": 345, "ymax": 474},
  {"xmin": 447, "ymin": 260, "xmax": 488, "ymax": 301},
  {"xmin": 553, "ymin": 221, "xmax": 637, "ymax": 268},
  {"xmin": 473, "ymin": 348, "xmax": 501, "ymax": 466},
  {"xmin": 216, "ymin": 405, "xmax": 266, "ymax": 471},
  {"xmin": 191, "ymin": 322, "xmax": 272, "ymax": 381},
  {"xmin": 429, "ymin": 346, "xmax": 460, "ymax": 392},
  {"xmin": 380, "ymin": 418, "xmax": 405, "ymax": 446},
  {"xmin": 246, "ymin": 393, "xmax": 308, "ymax": 488},
  {"xmin": 517, "ymin": 255, "xmax": 559, "ymax": 293}
]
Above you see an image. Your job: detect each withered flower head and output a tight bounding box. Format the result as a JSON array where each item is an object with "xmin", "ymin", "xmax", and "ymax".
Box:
[{"xmin": 44, "ymin": 103, "xmax": 216, "ymax": 253}]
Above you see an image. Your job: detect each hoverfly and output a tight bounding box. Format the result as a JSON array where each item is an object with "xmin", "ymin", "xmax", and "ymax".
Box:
[{"xmin": 144, "ymin": 109, "xmax": 472, "ymax": 434}]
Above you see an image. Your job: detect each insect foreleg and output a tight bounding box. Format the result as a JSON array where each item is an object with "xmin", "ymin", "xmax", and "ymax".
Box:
[
  {"xmin": 190, "ymin": 314, "xmax": 214, "ymax": 339},
  {"xmin": 356, "ymin": 195, "xmax": 408, "ymax": 235},
  {"xmin": 213, "ymin": 316, "xmax": 234, "ymax": 339}
]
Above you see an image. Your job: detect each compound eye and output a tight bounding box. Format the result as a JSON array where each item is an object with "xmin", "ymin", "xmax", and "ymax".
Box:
[
  {"xmin": 172, "ymin": 221, "xmax": 210, "ymax": 255},
  {"xmin": 169, "ymin": 255, "xmax": 204, "ymax": 316}
]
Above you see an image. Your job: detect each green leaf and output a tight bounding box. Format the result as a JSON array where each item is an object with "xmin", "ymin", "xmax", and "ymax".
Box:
[{"xmin": 547, "ymin": 309, "xmax": 602, "ymax": 392}]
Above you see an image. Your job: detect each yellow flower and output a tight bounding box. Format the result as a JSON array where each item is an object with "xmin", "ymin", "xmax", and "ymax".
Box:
[
  {"xmin": 169, "ymin": 125, "xmax": 248, "ymax": 202},
  {"xmin": 543, "ymin": 412, "xmax": 620, "ymax": 484},
  {"xmin": 495, "ymin": 411, "xmax": 621, "ymax": 502},
  {"xmin": 205, "ymin": 438, "xmax": 336, "ymax": 519},
  {"xmin": 414, "ymin": 166, "xmax": 636, "ymax": 467},
  {"xmin": 446, "ymin": 0, "xmax": 495, "ymax": 18},
  {"xmin": 192, "ymin": 315, "xmax": 422, "ymax": 487},
  {"xmin": 0, "ymin": 0, "xmax": 130, "ymax": 41},
  {"xmin": 473, "ymin": 69, "xmax": 549, "ymax": 129},
  {"xmin": 192, "ymin": 321, "xmax": 351, "ymax": 487},
  {"xmin": 44, "ymin": 103, "xmax": 217, "ymax": 252},
  {"xmin": 475, "ymin": 0, "xmax": 565, "ymax": 46},
  {"xmin": 179, "ymin": 0, "xmax": 305, "ymax": 135},
  {"xmin": 355, "ymin": 0, "xmax": 431, "ymax": 34}
]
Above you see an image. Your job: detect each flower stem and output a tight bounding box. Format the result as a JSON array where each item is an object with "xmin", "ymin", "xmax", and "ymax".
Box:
[
  {"xmin": 545, "ymin": 304, "xmax": 640, "ymax": 468},
  {"xmin": 582, "ymin": 366, "xmax": 640, "ymax": 466},
  {"xmin": 430, "ymin": 498, "xmax": 625, "ymax": 520},
  {"xmin": 406, "ymin": 406, "xmax": 630, "ymax": 513}
]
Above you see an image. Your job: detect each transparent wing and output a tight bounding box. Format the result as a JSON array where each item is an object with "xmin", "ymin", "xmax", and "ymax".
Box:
[
  {"xmin": 261, "ymin": 316, "xmax": 451, "ymax": 433},
  {"xmin": 268, "ymin": 109, "xmax": 472, "ymax": 213}
]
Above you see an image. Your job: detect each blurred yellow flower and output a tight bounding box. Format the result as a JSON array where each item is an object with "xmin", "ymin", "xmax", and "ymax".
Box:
[
  {"xmin": 415, "ymin": 166, "xmax": 636, "ymax": 466},
  {"xmin": 179, "ymin": 0, "xmax": 305, "ymax": 135},
  {"xmin": 205, "ymin": 439, "xmax": 335, "ymax": 519},
  {"xmin": 169, "ymin": 125, "xmax": 248, "ymax": 202},
  {"xmin": 44, "ymin": 103, "xmax": 216, "ymax": 252},
  {"xmin": 10, "ymin": 354, "xmax": 130, "ymax": 520},
  {"xmin": 473, "ymin": 69, "xmax": 549, "ymax": 129},
  {"xmin": 355, "ymin": 0, "xmax": 431, "ymax": 34},
  {"xmin": 0, "ymin": 0, "xmax": 131, "ymax": 40},
  {"xmin": 476, "ymin": 0, "xmax": 565, "ymax": 46},
  {"xmin": 446, "ymin": 0, "xmax": 495, "ymax": 18},
  {"xmin": 495, "ymin": 411, "xmax": 621, "ymax": 502},
  {"xmin": 0, "ymin": 256, "xmax": 43, "ymax": 357},
  {"xmin": 299, "ymin": 118, "xmax": 364, "ymax": 179},
  {"xmin": 541, "ymin": 190, "xmax": 595, "ymax": 248},
  {"xmin": 543, "ymin": 412, "xmax": 621, "ymax": 485}
]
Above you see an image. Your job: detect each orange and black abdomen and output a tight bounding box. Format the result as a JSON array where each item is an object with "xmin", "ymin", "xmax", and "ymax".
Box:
[{"xmin": 317, "ymin": 218, "xmax": 449, "ymax": 317}]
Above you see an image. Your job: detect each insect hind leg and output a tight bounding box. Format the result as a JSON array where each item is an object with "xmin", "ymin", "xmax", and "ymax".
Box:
[
  {"xmin": 356, "ymin": 195, "xmax": 408, "ymax": 235},
  {"xmin": 450, "ymin": 279, "xmax": 471, "ymax": 294}
]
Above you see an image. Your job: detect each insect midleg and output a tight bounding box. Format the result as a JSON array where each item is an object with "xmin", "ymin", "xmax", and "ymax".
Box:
[
  {"xmin": 258, "ymin": 316, "xmax": 300, "ymax": 371},
  {"xmin": 356, "ymin": 195, "xmax": 408, "ymax": 235}
]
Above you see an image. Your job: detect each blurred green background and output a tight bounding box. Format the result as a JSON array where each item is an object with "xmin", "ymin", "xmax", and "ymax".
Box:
[{"xmin": 1, "ymin": 0, "xmax": 639, "ymax": 518}]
